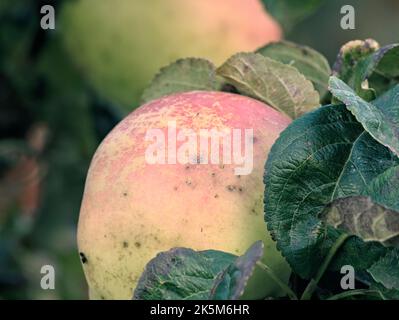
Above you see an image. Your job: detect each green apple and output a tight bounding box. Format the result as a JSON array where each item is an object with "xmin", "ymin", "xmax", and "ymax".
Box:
[{"xmin": 60, "ymin": 0, "xmax": 281, "ymax": 111}]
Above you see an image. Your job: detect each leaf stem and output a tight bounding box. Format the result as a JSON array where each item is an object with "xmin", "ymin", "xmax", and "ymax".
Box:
[
  {"xmin": 301, "ymin": 233, "xmax": 351, "ymax": 300},
  {"xmin": 256, "ymin": 261, "xmax": 298, "ymax": 300},
  {"xmin": 327, "ymin": 289, "xmax": 383, "ymax": 300}
]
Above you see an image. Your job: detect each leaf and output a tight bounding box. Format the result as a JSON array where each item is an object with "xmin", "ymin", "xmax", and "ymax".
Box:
[
  {"xmin": 332, "ymin": 41, "xmax": 399, "ymax": 101},
  {"xmin": 367, "ymin": 165, "xmax": 399, "ymax": 211},
  {"xmin": 375, "ymin": 44, "xmax": 399, "ymax": 79},
  {"xmin": 352, "ymin": 44, "xmax": 399, "ymax": 99},
  {"xmin": 322, "ymin": 196, "xmax": 399, "ymax": 248},
  {"xmin": 368, "ymin": 249, "xmax": 399, "ymax": 290},
  {"xmin": 133, "ymin": 247, "xmax": 235, "ymax": 300},
  {"xmin": 264, "ymin": 103, "xmax": 399, "ymax": 278},
  {"xmin": 257, "ymin": 41, "xmax": 331, "ymax": 96},
  {"xmin": 217, "ymin": 52, "xmax": 319, "ymax": 119},
  {"xmin": 261, "ymin": 0, "xmax": 325, "ymax": 32},
  {"xmin": 209, "ymin": 241, "xmax": 264, "ymax": 300},
  {"xmin": 370, "ymin": 282, "xmax": 399, "ymax": 299},
  {"xmin": 329, "ymin": 77, "xmax": 399, "ymax": 157},
  {"xmin": 332, "ymin": 39, "xmax": 380, "ymax": 84},
  {"xmin": 141, "ymin": 58, "xmax": 220, "ymax": 104}
]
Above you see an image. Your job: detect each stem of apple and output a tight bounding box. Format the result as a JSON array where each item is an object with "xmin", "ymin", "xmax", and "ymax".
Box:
[
  {"xmin": 256, "ymin": 261, "xmax": 298, "ymax": 300},
  {"xmin": 300, "ymin": 233, "xmax": 351, "ymax": 300}
]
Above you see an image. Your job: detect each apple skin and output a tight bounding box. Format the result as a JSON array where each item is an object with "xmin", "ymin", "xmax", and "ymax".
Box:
[
  {"xmin": 78, "ymin": 91, "xmax": 291, "ymax": 300},
  {"xmin": 60, "ymin": 0, "xmax": 281, "ymax": 110}
]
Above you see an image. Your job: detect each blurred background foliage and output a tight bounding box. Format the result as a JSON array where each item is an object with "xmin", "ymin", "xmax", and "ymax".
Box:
[{"xmin": 0, "ymin": 0, "xmax": 398, "ymax": 299}]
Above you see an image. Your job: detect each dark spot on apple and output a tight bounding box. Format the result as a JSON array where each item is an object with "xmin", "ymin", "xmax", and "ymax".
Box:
[
  {"xmin": 134, "ymin": 242, "xmax": 141, "ymax": 248},
  {"xmin": 79, "ymin": 252, "xmax": 88, "ymax": 264},
  {"xmin": 123, "ymin": 241, "xmax": 129, "ymax": 248},
  {"xmin": 123, "ymin": 192, "xmax": 128, "ymax": 197},
  {"xmin": 226, "ymin": 185, "xmax": 236, "ymax": 192},
  {"xmin": 214, "ymin": 194, "xmax": 219, "ymax": 198}
]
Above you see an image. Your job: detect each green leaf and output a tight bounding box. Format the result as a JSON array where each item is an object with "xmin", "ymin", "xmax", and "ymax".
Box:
[
  {"xmin": 217, "ymin": 52, "xmax": 319, "ymax": 119},
  {"xmin": 332, "ymin": 41, "xmax": 399, "ymax": 101},
  {"xmin": 329, "ymin": 77, "xmax": 399, "ymax": 157},
  {"xmin": 264, "ymin": 103, "xmax": 399, "ymax": 278},
  {"xmin": 322, "ymin": 196, "xmax": 399, "ymax": 248},
  {"xmin": 352, "ymin": 44, "xmax": 399, "ymax": 99},
  {"xmin": 141, "ymin": 58, "xmax": 220, "ymax": 104},
  {"xmin": 133, "ymin": 247, "xmax": 235, "ymax": 300},
  {"xmin": 375, "ymin": 44, "xmax": 399, "ymax": 79},
  {"xmin": 370, "ymin": 282, "xmax": 399, "ymax": 299},
  {"xmin": 261, "ymin": 0, "xmax": 325, "ymax": 32},
  {"xmin": 257, "ymin": 41, "xmax": 331, "ymax": 97},
  {"xmin": 367, "ymin": 165, "xmax": 399, "ymax": 211},
  {"xmin": 368, "ymin": 249, "xmax": 399, "ymax": 290},
  {"xmin": 332, "ymin": 39, "xmax": 380, "ymax": 85},
  {"xmin": 210, "ymin": 241, "xmax": 264, "ymax": 300}
]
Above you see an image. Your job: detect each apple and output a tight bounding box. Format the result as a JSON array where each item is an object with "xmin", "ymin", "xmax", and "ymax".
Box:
[
  {"xmin": 78, "ymin": 91, "xmax": 291, "ymax": 299},
  {"xmin": 60, "ymin": 0, "xmax": 281, "ymax": 110}
]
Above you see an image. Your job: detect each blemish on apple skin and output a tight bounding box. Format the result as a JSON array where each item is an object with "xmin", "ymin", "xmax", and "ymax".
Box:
[
  {"xmin": 185, "ymin": 179, "xmax": 196, "ymax": 188},
  {"xmin": 134, "ymin": 242, "xmax": 141, "ymax": 248},
  {"xmin": 226, "ymin": 185, "xmax": 236, "ymax": 192},
  {"xmin": 214, "ymin": 194, "xmax": 219, "ymax": 198},
  {"xmin": 79, "ymin": 252, "xmax": 88, "ymax": 264},
  {"xmin": 123, "ymin": 192, "xmax": 128, "ymax": 197},
  {"xmin": 122, "ymin": 241, "xmax": 129, "ymax": 248}
]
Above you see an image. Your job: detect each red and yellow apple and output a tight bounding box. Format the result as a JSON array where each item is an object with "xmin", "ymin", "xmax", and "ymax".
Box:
[
  {"xmin": 78, "ymin": 91, "xmax": 291, "ymax": 299},
  {"xmin": 60, "ymin": 0, "xmax": 281, "ymax": 110}
]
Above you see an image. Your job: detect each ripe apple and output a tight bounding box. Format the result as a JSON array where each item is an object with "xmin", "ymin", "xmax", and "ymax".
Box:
[
  {"xmin": 78, "ymin": 91, "xmax": 291, "ymax": 299},
  {"xmin": 60, "ymin": 0, "xmax": 281, "ymax": 110}
]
